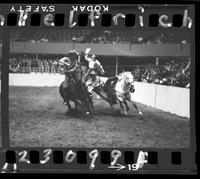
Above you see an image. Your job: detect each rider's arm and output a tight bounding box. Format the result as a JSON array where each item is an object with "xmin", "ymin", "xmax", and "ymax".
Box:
[
  {"xmin": 84, "ymin": 48, "xmax": 91, "ymax": 62},
  {"xmin": 85, "ymin": 54, "xmax": 91, "ymax": 62},
  {"xmin": 96, "ymin": 60, "xmax": 105, "ymax": 74},
  {"xmin": 182, "ymin": 59, "xmax": 190, "ymax": 74},
  {"xmin": 100, "ymin": 65, "xmax": 105, "ymax": 74},
  {"xmin": 68, "ymin": 62, "xmax": 78, "ymax": 72},
  {"xmin": 59, "ymin": 57, "xmax": 69, "ymax": 65},
  {"xmin": 76, "ymin": 52, "xmax": 81, "ymax": 63},
  {"xmin": 77, "ymin": 55, "xmax": 80, "ymax": 63}
]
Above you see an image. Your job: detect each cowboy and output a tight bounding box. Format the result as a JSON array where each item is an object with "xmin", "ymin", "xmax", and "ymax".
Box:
[
  {"xmin": 59, "ymin": 50, "xmax": 80, "ymax": 105},
  {"xmin": 68, "ymin": 49, "xmax": 80, "ymax": 64},
  {"xmin": 84, "ymin": 48, "xmax": 105, "ymax": 96}
]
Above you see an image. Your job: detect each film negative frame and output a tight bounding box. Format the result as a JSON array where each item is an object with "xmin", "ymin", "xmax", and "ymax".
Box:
[{"xmin": 0, "ymin": 1, "xmax": 198, "ymax": 174}]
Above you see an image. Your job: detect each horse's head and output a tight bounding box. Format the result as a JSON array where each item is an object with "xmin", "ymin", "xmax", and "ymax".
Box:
[
  {"xmin": 122, "ymin": 72, "xmax": 135, "ymax": 93},
  {"xmin": 123, "ymin": 72, "xmax": 134, "ymax": 85}
]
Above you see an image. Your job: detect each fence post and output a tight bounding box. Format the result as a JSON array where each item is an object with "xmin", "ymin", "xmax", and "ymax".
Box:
[{"xmin": 115, "ymin": 56, "xmax": 118, "ymax": 76}]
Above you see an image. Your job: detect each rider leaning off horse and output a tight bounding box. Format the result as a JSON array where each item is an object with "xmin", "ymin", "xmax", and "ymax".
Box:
[
  {"xmin": 84, "ymin": 48, "xmax": 105, "ymax": 97},
  {"xmin": 59, "ymin": 49, "xmax": 81, "ymax": 105}
]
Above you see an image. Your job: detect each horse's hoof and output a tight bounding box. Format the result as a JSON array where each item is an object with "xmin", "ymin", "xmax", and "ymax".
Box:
[
  {"xmin": 124, "ymin": 111, "xmax": 128, "ymax": 116},
  {"xmin": 139, "ymin": 111, "xmax": 143, "ymax": 116},
  {"xmin": 85, "ymin": 111, "xmax": 90, "ymax": 115}
]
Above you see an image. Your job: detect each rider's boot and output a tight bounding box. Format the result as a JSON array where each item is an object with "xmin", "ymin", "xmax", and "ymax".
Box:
[
  {"xmin": 87, "ymin": 87, "xmax": 93, "ymax": 98},
  {"xmin": 89, "ymin": 92, "xmax": 93, "ymax": 98}
]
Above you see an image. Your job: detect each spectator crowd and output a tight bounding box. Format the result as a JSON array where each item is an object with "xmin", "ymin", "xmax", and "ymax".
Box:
[
  {"xmin": 9, "ymin": 55, "xmax": 63, "ymax": 74},
  {"xmin": 131, "ymin": 60, "xmax": 190, "ymax": 88},
  {"xmin": 9, "ymin": 55, "xmax": 190, "ymax": 88}
]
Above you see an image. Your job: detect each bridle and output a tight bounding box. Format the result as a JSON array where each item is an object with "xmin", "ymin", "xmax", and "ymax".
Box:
[{"xmin": 122, "ymin": 73, "xmax": 135, "ymax": 92}]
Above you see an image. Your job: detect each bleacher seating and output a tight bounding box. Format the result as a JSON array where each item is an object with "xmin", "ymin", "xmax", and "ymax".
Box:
[{"xmin": 9, "ymin": 54, "xmax": 190, "ymax": 88}]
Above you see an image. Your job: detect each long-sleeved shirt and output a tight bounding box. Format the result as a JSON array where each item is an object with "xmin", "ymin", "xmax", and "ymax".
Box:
[{"xmin": 85, "ymin": 54, "xmax": 104, "ymax": 73}]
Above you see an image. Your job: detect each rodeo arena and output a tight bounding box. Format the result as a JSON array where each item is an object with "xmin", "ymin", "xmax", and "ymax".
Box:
[{"xmin": 0, "ymin": 28, "xmax": 191, "ymax": 148}]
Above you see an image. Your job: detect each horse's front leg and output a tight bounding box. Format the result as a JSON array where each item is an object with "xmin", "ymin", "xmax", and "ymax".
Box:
[
  {"xmin": 73, "ymin": 99, "xmax": 83, "ymax": 112},
  {"xmin": 119, "ymin": 101, "xmax": 128, "ymax": 116},
  {"xmin": 123, "ymin": 100, "xmax": 129, "ymax": 111},
  {"xmin": 131, "ymin": 100, "xmax": 143, "ymax": 116},
  {"xmin": 86, "ymin": 97, "xmax": 95, "ymax": 115},
  {"xmin": 90, "ymin": 98, "xmax": 95, "ymax": 114},
  {"xmin": 74, "ymin": 101, "xmax": 78, "ymax": 111},
  {"xmin": 66, "ymin": 100, "xmax": 72, "ymax": 112},
  {"xmin": 77, "ymin": 100, "xmax": 91, "ymax": 115},
  {"xmin": 109, "ymin": 103, "xmax": 115, "ymax": 114}
]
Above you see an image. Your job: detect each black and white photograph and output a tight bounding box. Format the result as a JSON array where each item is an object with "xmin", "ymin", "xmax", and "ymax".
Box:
[
  {"xmin": 0, "ymin": 30, "xmax": 2, "ymax": 147},
  {"xmin": 8, "ymin": 27, "xmax": 191, "ymax": 148}
]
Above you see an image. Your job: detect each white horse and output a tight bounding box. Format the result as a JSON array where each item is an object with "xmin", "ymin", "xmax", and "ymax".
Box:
[
  {"xmin": 109, "ymin": 71, "xmax": 143, "ymax": 116},
  {"xmin": 94, "ymin": 71, "xmax": 143, "ymax": 117}
]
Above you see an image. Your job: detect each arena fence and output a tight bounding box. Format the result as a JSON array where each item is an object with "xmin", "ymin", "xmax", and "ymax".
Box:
[{"xmin": 8, "ymin": 73, "xmax": 190, "ymax": 118}]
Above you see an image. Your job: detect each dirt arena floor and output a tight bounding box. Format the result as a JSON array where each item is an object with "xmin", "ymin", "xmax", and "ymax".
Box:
[{"xmin": 9, "ymin": 86, "xmax": 190, "ymax": 148}]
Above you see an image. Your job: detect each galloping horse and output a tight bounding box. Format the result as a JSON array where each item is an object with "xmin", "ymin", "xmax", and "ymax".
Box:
[
  {"xmin": 59, "ymin": 58, "xmax": 94, "ymax": 115},
  {"xmin": 94, "ymin": 72, "xmax": 143, "ymax": 117}
]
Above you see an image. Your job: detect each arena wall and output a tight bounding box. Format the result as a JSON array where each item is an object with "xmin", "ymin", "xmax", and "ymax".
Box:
[
  {"xmin": 100, "ymin": 77, "xmax": 190, "ymax": 118},
  {"xmin": 155, "ymin": 85, "xmax": 190, "ymax": 118},
  {"xmin": 9, "ymin": 73, "xmax": 190, "ymax": 118},
  {"xmin": 9, "ymin": 73, "xmax": 65, "ymax": 87}
]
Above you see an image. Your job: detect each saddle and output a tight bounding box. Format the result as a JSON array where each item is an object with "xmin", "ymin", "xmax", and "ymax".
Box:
[
  {"xmin": 103, "ymin": 76, "xmax": 118, "ymax": 92},
  {"xmin": 103, "ymin": 76, "xmax": 118, "ymax": 104}
]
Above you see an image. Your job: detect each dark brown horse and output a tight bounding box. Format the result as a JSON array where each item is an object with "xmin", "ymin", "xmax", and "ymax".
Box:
[{"xmin": 59, "ymin": 61, "xmax": 94, "ymax": 115}]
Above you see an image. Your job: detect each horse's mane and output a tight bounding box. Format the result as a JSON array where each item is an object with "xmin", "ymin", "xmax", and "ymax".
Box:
[{"xmin": 120, "ymin": 71, "xmax": 132, "ymax": 76}]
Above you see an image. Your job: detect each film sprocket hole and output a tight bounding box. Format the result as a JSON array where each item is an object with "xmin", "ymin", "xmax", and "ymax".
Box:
[{"xmin": 0, "ymin": 3, "xmax": 197, "ymax": 174}]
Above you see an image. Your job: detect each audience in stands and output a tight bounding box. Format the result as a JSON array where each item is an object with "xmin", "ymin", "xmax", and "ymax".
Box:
[
  {"xmin": 131, "ymin": 59, "xmax": 190, "ymax": 88},
  {"xmin": 6, "ymin": 29, "xmax": 191, "ymax": 87},
  {"xmin": 9, "ymin": 55, "xmax": 190, "ymax": 88}
]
